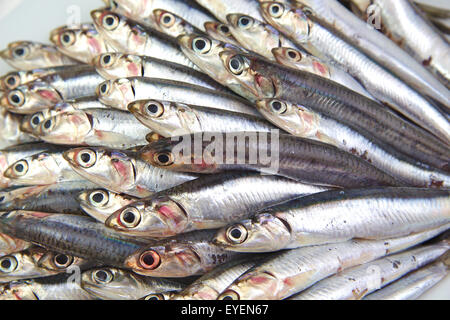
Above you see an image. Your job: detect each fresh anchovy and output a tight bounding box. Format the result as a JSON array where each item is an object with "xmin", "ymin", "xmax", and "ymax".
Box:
[
  {"xmin": 106, "ymin": 172, "xmax": 328, "ymax": 237},
  {"xmin": 0, "ymin": 211, "xmax": 150, "ymax": 267},
  {"xmin": 0, "ymin": 41, "xmax": 78, "ymax": 71},
  {"xmin": 226, "ymin": 13, "xmax": 300, "ymax": 60},
  {"xmin": 0, "ymin": 246, "xmax": 94, "ymax": 283},
  {"xmin": 93, "ymin": 53, "xmax": 226, "ymax": 92},
  {"xmin": 364, "ymin": 261, "xmax": 449, "ymax": 300},
  {"xmin": 3, "ymin": 148, "xmax": 83, "ymax": 186},
  {"xmin": 78, "ymin": 189, "xmax": 138, "ymax": 223},
  {"xmin": 204, "ymin": 22, "xmax": 241, "ymax": 46},
  {"xmin": 107, "ymin": 0, "xmax": 215, "ymax": 31},
  {"xmin": 366, "ymin": 0, "xmax": 450, "ymax": 86},
  {"xmin": 50, "ymin": 23, "xmax": 117, "ymax": 64},
  {"xmin": 214, "ymin": 50, "xmax": 450, "ymax": 172},
  {"xmin": 272, "ymin": 47, "xmax": 374, "ymax": 99},
  {"xmin": 0, "ymin": 181, "xmax": 98, "ymax": 214},
  {"xmin": 63, "ymin": 147, "xmax": 198, "ymax": 198},
  {"xmin": 91, "ymin": 9, "xmax": 199, "ymax": 70},
  {"xmin": 81, "ymin": 267, "xmax": 184, "ymax": 300},
  {"xmin": 0, "ymin": 66, "xmax": 69, "ymax": 91},
  {"xmin": 0, "ymin": 233, "xmax": 31, "ymax": 256},
  {"xmin": 0, "ymin": 143, "xmax": 58, "ymax": 188},
  {"xmin": 152, "ymin": 9, "xmax": 205, "ymax": 39},
  {"xmin": 290, "ymin": 244, "xmax": 449, "ymax": 300},
  {"xmin": 139, "ymin": 132, "xmax": 402, "ymax": 188},
  {"xmin": 31, "ymin": 108, "xmax": 152, "ymax": 149},
  {"xmin": 0, "ymin": 275, "xmax": 96, "ymax": 300},
  {"xmin": 97, "ymin": 77, "xmax": 260, "ymax": 117},
  {"xmin": 20, "ymin": 96, "xmax": 109, "ymax": 134},
  {"xmin": 0, "ymin": 109, "xmax": 38, "ymax": 150},
  {"xmin": 256, "ymin": 99, "xmax": 450, "ymax": 187},
  {"xmin": 260, "ymin": 2, "xmax": 450, "ymax": 141},
  {"xmin": 213, "ymin": 188, "xmax": 450, "ymax": 252},
  {"xmin": 291, "ymin": 0, "xmax": 450, "ymax": 109},
  {"xmin": 172, "ymin": 256, "xmax": 268, "ymax": 300},
  {"xmin": 128, "ymin": 100, "xmax": 275, "ymax": 137},
  {"xmin": 125, "ymin": 230, "xmax": 242, "ymax": 277},
  {"xmin": 195, "ymin": 0, "xmax": 264, "ymax": 23},
  {"xmin": 0, "ymin": 65, "xmax": 104, "ymax": 114},
  {"xmin": 215, "ymin": 225, "xmax": 450, "ymax": 300}
]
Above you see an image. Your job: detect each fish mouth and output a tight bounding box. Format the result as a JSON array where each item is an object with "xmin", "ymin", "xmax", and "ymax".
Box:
[
  {"xmin": 176, "ymin": 35, "xmax": 191, "ymax": 51},
  {"xmin": 62, "ymin": 150, "xmax": 77, "ymax": 167}
]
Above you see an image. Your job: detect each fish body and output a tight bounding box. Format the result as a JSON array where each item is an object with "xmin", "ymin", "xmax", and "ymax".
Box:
[{"xmin": 0, "ymin": 109, "xmax": 38, "ymax": 150}]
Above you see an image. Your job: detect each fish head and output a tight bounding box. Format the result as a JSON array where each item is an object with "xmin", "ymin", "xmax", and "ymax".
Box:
[
  {"xmin": 1, "ymin": 41, "xmax": 53, "ymax": 70},
  {"xmin": 272, "ymin": 47, "xmax": 330, "ymax": 77},
  {"xmin": 36, "ymin": 251, "xmax": 79, "ymax": 272},
  {"xmin": 106, "ymin": 195, "xmax": 188, "ymax": 237},
  {"xmin": 20, "ymin": 102, "xmax": 75, "ymax": 134},
  {"xmin": 0, "ymin": 71, "xmax": 26, "ymax": 91},
  {"xmin": 256, "ymin": 99, "xmax": 319, "ymax": 137},
  {"xmin": 204, "ymin": 21, "xmax": 236, "ymax": 44},
  {"xmin": 260, "ymin": 1, "xmax": 310, "ymax": 42},
  {"xmin": 213, "ymin": 213, "xmax": 291, "ymax": 252},
  {"xmin": 78, "ymin": 189, "xmax": 136, "ymax": 223},
  {"xmin": 126, "ymin": 243, "xmax": 203, "ymax": 277},
  {"xmin": 1, "ymin": 82, "xmax": 62, "ymax": 115},
  {"xmin": 153, "ymin": 9, "xmax": 194, "ymax": 38},
  {"xmin": 128, "ymin": 100, "xmax": 200, "ymax": 137},
  {"xmin": 93, "ymin": 53, "xmax": 144, "ymax": 79},
  {"xmin": 3, "ymin": 152, "xmax": 59, "ymax": 185},
  {"xmin": 63, "ymin": 147, "xmax": 136, "ymax": 192},
  {"xmin": 97, "ymin": 78, "xmax": 135, "ymax": 110}
]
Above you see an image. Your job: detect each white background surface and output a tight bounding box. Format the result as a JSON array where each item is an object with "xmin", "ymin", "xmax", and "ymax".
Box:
[{"xmin": 0, "ymin": 0, "xmax": 448, "ymax": 300}]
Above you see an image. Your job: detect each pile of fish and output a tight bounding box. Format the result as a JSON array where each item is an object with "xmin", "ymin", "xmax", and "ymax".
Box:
[{"xmin": 0, "ymin": 0, "xmax": 449, "ymax": 300}]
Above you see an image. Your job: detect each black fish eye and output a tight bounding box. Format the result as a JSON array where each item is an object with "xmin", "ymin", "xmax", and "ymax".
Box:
[
  {"xmin": 272, "ymin": 101, "xmax": 282, "ymax": 111},
  {"xmin": 10, "ymin": 94, "xmax": 21, "ymax": 104},
  {"xmin": 147, "ymin": 104, "xmax": 159, "ymax": 114},
  {"xmin": 229, "ymin": 56, "xmax": 245, "ymax": 75},
  {"xmin": 92, "ymin": 192, "xmax": 104, "ymax": 203},
  {"xmin": 96, "ymin": 270, "xmax": 107, "ymax": 281},
  {"xmin": 100, "ymin": 83, "xmax": 108, "ymax": 94},
  {"xmin": 54, "ymin": 254, "xmax": 69, "ymax": 266},
  {"xmin": 230, "ymin": 228, "xmax": 242, "ymax": 239},
  {"xmin": 194, "ymin": 39, "xmax": 206, "ymax": 50},
  {"xmin": 93, "ymin": 269, "xmax": 113, "ymax": 284},
  {"xmin": 1, "ymin": 259, "xmax": 11, "ymax": 269},
  {"xmin": 164, "ymin": 16, "xmax": 171, "ymax": 24},
  {"xmin": 15, "ymin": 163, "xmax": 24, "ymax": 173},
  {"xmin": 288, "ymin": 50, "xmax": 298, "ymax": 59},
  {"xmin": 32, "ymin": 115, "xmax": 41, "ymax": 125},
  {"xmin": 102, "ymin": 55, "xmax": 111, "ymax": 65},
  {"xmin": 6, "ymin": 76, "xmax": 16, "ymax": 86},
  {"xmin": 119, "ymin": 207, "xmax": 141, "ymax": 228},
  {"xmin": 81, "ymin": 153, "xmax": 91, "ymax": 163},
  {"xmin": 238, "ymin": 17, "xmax": 252, "ymax": 28},
  {"xmin": 43, "ymin": 119, "xmax": 52, "ymax": 130},
  {"xmin": 158, "ymin": 154, "xmax": 170, "ymax": 164},
  {"xmin": 219, "ymin": 25, "xmax": 229, "ymax": 34},
  {"xmin": 14, "ymin": 48, "xmax": 25, "ymax": 56},
  {"xmin": 123, "ymin": 211, "xmax": 136, "ymax": 223},
  {"xmin": 106, "ymin": 17, "xmax": 114, "ymax": 26}
]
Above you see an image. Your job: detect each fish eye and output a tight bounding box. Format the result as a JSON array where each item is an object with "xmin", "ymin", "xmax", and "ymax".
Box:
[
  {"xmin": 0, "ymin": 256, "xmax": 18, "ymax": 273},
  {"xmin": 119, "ymin": 207, "xmax": 141, "ymax": 228},
  {"xmin": 102, "ymin": 14, "xmax": 120, "ymax": 31},
  {"xmin": 228, "ymin": 55, "xmax": 245, "ymax": 75},
  {"xmin": 144, "ymin": 101, "xmax": 164, "ymax": 118},
  {"xmin": 286, "ymin": 49, "xmax": 302, "ymax": 61},
  {"xmin": 53, "ymin": 254, "xmax": 74, "ymax": 269},
  {"xmin": 7, "ymin": 90, "xmax": 25, "ymax": 107},
  {"xmin": 89, "ymin": 190, "xmax": 109, "ymax": 207},
  {"xmin": 269, "ymin": 3, "xmax": 284, "ymax": 18},
  {"xmin": 160, "ymin": 12, "xmax": 175, "ymax": 27},
  {"xmin": 238, "ymin": 16, "xmax": 253, "ymax": 29},
  {"xmin": 92, "ymin": 269, "xmax": 114, "ymax": 284},
  {"xmin": 192, "ymin": 37, "xmax": 211, "ymax": 54},
  {"xmin": 153, "ymin": 152, "xmax": 174, "ymax": 166},
  {"xmin": 41, "ymin": 118, "xmax": 55, "ymax": 133},
  {"xmin": 302, "ymin": 6, "xmax": 314, "ymax": 15},
  {"xmin": 218, "ymin": 290, "xmax": 240, "ymax": 300},
  {"xmin": 219, "ymin": 24, "xmax": 230, "ymax": 35},
  {"xmin": 226, "ymin": 224, "xmax": 248, "ymax": 244},
  {"xmin": 143, "ymin": 294, "xmax": 165, "ymax": 300},
  {"xmin": 139, "ymin": 250, "xmax": 161, "ymax": 270},
  {"xmin": 4, "ymin": 74, "xmax": 20, "ymax": 90},
  {"xmin": 30, "ymin": 112, "xmax": 44, "ymax": 128},
  {"xmin": 100, "ymin": 54, "xmax": 114, "ymax": 67},
  {"xmin": 12, "ymin": 46, "xmax": 28, "ymax": 58},
  {"xmin": 270, "ymin": 100, "xmax": 287, "ymax": 114},
  {"xmin": 12, "ymin": 160, "xmax": 29, "ymax": 176},
  {"xmin": 98, "ymin": 82, "xmax": 110, "ymax": 96},
  {"xmin": 60, "ymin": 31, "xmax": 76, "ymax": 47},
  {"xmin": 76, "ymin": 149, "xmax": 97, "ymax": 168}
]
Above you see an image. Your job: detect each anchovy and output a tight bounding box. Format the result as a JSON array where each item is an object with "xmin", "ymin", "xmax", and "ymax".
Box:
[
  {"xmin": 213, "ymin": 188, "xmax": 450, "ymax": 252},
  {"xmin": 152, "ymin": 9, "xmax": 206, "ymax": 39},
  {"xmin": 204, "ymin": 22, "xmax": 241, "ymax": 46},
  {"xmin": 0, "ymin": 65, "xmax": 69, "ymax": 91}
]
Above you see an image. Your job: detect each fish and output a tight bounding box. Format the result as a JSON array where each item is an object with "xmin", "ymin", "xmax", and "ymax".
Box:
[
  {"xmin": 0, "ymin": 233, "xmax": 31, "ymax": 257},
  {"xmin": 0, "ymin": 65, "xmax": 104, "ymax": 114},
  {"xmin": 0, "ymin": 65, "xmax": 69, "ymax": 91},
  {"xmin": 105, "ymin": 172, "xmax": 328, "ymax": 238},
  {"xmin": 0, "ymin": 181, "xmax": 98, "ymax": 214},
  {"xmin": 3, "ymin": 148, "xmax": 83, "ymax": 186},
  {"xmin": 290, "ymin": 244, "xmax": 449, "ymax": 300},
  {"xmin": 92, "ymin": 53, "xmax": 226, "ymax": 92},
  {"xmin": 256, "ymin": 99, "xmax": 450, "ymax": 187},
  {"xmin": 364, "ymin": 261, "xmax": 449, "ymax": 300},
  {"xmin": 77, "ymin": 189, "xmax": 138, "ymax": 223},
  {"xmin": 31, "ymin": 108, "xmax": 152, "ymax": 149},
  {"xmin": 0, "ymin": 211, "xmax": 150, "ymax": 267},
  {"xmin": 50, "ymin": 23, "xmax": 117, "ymax": 64},
  {"xmin": 271, "ymin": 47, "xmax": 375, "ymax": 99},
  {"xmin": 63, "ymin": 147, "xmax": 198, "ymax": 198},
  {"xmin": 0, "ymin": 109, "xmax": 38, "ymax": 150},
  {"xmin": 138, "ymin": 132, "xmax": 402, "ymax": 188},
  {"xmin": 194, "ymin": 0, "xmax": 264, "ymax": 23},
  {"xmin": 290, "ymin": 0, "xmax": 450, "ymax": 110},
  {"xmin": 0, "ymin": 41, "xmax": 78, "ymax": 71},
  {"xmin": 204, "ymin": 21, "xmax": 241, "ymax": 46},
  {"xmin": 213, "ymin": 188, "xmax": 450, "ymax": 252},
  {"xmin": 0, "ymin": 275, "xmax": 96, "ymax": 300},
  {"xmin": 81, "ymin": 267, "xmax": 184, "ymax": 300},
  {"xmin": 125, "ymin": 230, "xmax": 242, "ymax": 277},
  {"xmin": 91, "ymin": 9, "xmax": 199, "ymax": 70},
  {"xmin": 260, "ymin": 2, "xmax": 450, "ymax": 141},
  {"xmin": 96, "ymin": 77, "xmax": 260, "ymax": 117},
  {"xmin": 213, "ymin": 50, "xmax": 450, "ymax": 172},
  {"xmin": 127, "ymin": 100, "xmax": 275, "ymax": 137},
  {"xmin": 215, "ymin": 225, "xmax": 450, "ymax": 300},
  {"xmin": 152, "ymin": 9, "xmax": 205, "ymax": 39}
]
